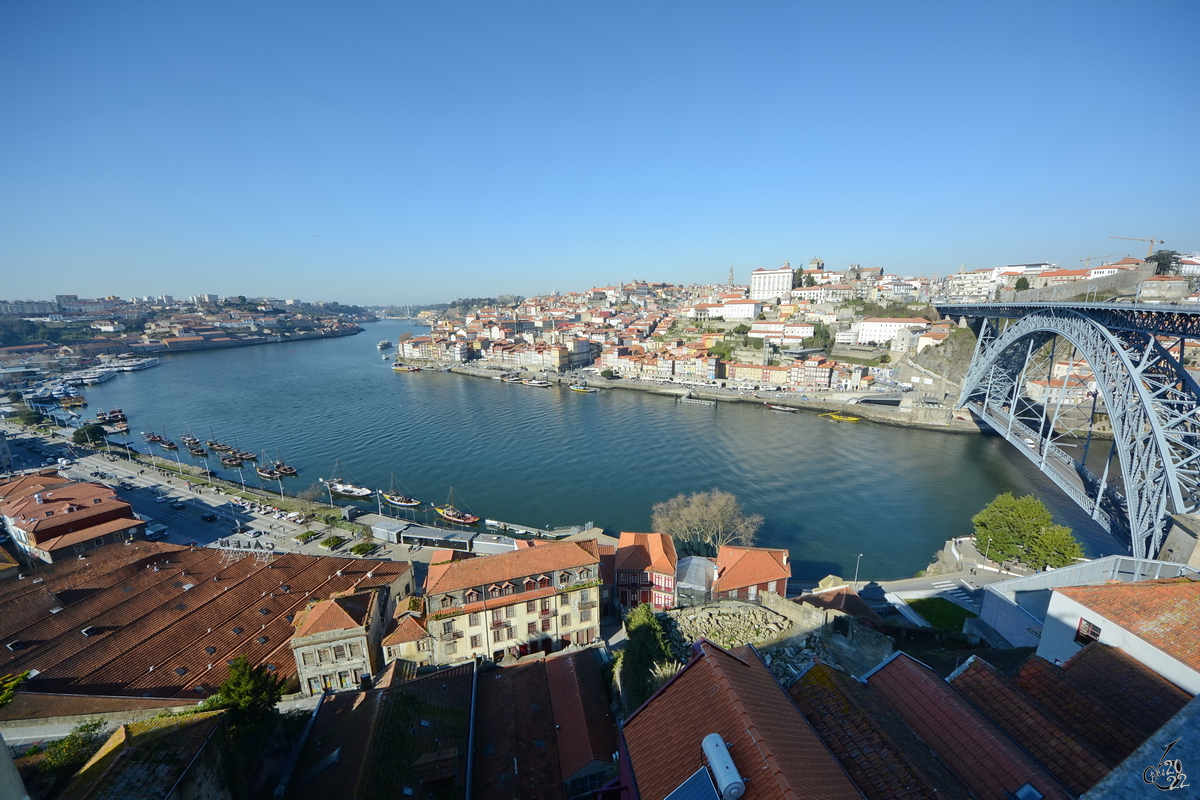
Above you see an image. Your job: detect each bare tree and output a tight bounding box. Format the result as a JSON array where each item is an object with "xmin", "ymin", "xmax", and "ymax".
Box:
[
  {"xmin": 297, "ymin": 484, "xmax": 322, "ymax": 530},
  {"xmin": 651, "ymin": 488, "xmax": 762, "ymax": 556}
]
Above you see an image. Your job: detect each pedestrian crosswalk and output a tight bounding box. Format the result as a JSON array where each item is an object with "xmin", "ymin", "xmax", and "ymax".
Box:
[{"xmin": 930, "ymin": 580, "xmax": 979, "ymax": 610}]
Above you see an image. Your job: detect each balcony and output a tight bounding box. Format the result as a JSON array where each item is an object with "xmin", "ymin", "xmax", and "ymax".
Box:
[
  {"xmin": 538, "ymin": 608, "xmax": 555, "ymax": 619},
  {"xmin": 489, "ymin": 619, "xmax": 511, "ymax": 630},
  {"xmin": 438, "ymin": 630, "xmax": 464, "ymax": 642},
  {"xmin": 579, "ymin": 601, "xmax": 598, "ymax": 610}
]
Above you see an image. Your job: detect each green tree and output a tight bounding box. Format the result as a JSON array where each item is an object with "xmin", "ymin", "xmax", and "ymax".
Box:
[
  {"xmin": 207, "ymin": 655, "xmax": 283, "ymax": 736},
  {"xmin": 651, "ymin": 488, "xmax": 762, "ymax": 556},
  {"xmin": 971, "ymin": 493, "xmax": 1083, "ymax": 568},
  {"xmin": 40, "ymin": 719, "xmax": 107, "ymax": 775},
  {"xmin": 600, "ymin": 369, "xmax": 615, "ymax": 379},
  {"xmin": 16, "ymin": 408, "xmax": 45, "ymax": 427},
  {"xmin": 803, "ymin": 273, "xmax": 816, "ymax": 288},
  {"xmin": 618, "ymin": 604, "xmax": 677, "ymax": 712},
  {"xmin": 73, "ymin": 424, "xmax": 107, "ymax": 445},
  {"xmin": 1146, "ymin": 249, "xmax": 1181, "ymax": 276},
  {"xmin": 732, "ymin": 324, "xmax": 750, "ymax": 335},
  {"xmin": 1014, "ymin": 276, "xmax": 1030, "ymax": 291},
  {"xmin": 1025, "ymin": 524, "xmax": 1085, "ymax": 569}
]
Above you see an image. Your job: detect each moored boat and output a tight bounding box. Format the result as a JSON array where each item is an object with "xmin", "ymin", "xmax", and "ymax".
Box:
[
  {"xmin": 819, "ymin": 412, "xmax": 860, "ymax": 422},
  {"xmin": 377, "ymin": 340, "xmax": 393, "ymax": 349},
  {"xmin": 570, "ymin": 383, "xmax": 596, "ymax": 393},
  {"xmin": 160, "ymin": 440, "xmax": 178, "ymax": 450},
  {"xmin": 391, "ymin": 363, "xmax": 421, "ymax": 372},
  {"xmin": 220, "ymin": 455, "xmax": 243, "ymax": 467},
  {"xmin": 189, "ymin": 447, "xmax": 207, "ymax": 456},
  {"xmin": 522, "ymin": 379, "xmax": 552, "ymax": 388},
  {"xmin": 435, "ymin": 488, "xmax": 480, "ymax": 525},
  {"xmin": 381, "ymin": 492, "xmax": 420, "ymax": 508},
  {"xmin": 320, "ymin": 478, "xmax": 373, "ymax": 498},
  {"xmin": 765, "ymin": 403, "xmax": 795, "ymax": 412},
  {"xmin": 257, "ymin": 464, "xmax": 282, "ymax": 480}
]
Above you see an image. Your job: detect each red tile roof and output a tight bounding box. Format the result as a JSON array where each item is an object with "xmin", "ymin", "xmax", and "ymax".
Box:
[
  {"xmin": 789, "ymin": 661, "xmax": 971, "ymax": 799},
  {"xmin": 948, "ymin": 656, "xmax": 1111, "ymax": 794},
  {"xmin": 1056, "ymin": 577, "xmax": 1200, "ymax": 671},
  {"xmin": 474, "ymin": 659, "xmax": 566, "ymax": 800},
  {"xmin": 615, "ymin": 532, "xmax": 677, "ymax": 576},
  {"xmin": 0, "ymin": 542, "xmax": 411, "ymax": 699},
  {"xmin": 36, "ymin": 517, "xmax": 145, "ymax": 552},
  {"xmin": 381, "ymin": 614, "xmax": 428, "ymax": 647},
  {"xmin": 623, "ymin": 641, "xmax": 859, "ymax": 800},
  {"xmin": 1062, "ymin": 642, "xmax": 1193, "ymax": 739},
  {"xmin": 1012, "ymin": 655, "xmax": 1144, "ymax": 765},
  {"xmin": 714, "ymin": 546, "xmax": 789, "ymax": 592},
  {"xmin": 866, "ymin": 653, "xmax": 1072, "ymax": 799},
  {"xmin": 544, "ymin": 650, "xmax": 618, "ymax": 784},
  {"xmin": 293, "ymin": 592, "xmax": 373, "ymax": 638},
  {"xmin": 425, "ymin": 540, "xmax": 599, "ymax": 596}
]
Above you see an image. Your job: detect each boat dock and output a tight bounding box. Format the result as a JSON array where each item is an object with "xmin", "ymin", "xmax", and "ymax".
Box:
[{"xmin": 678, "ymin": 391, "xmax": 716, "ymax": 407}]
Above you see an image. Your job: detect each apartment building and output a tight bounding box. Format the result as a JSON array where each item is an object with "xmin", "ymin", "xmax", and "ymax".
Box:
[
  {"xmin": 615, "ymin": 532, "xmax": 677, "ymax": 610},
  {"xmin": 421, "ymin": 540, "xmax": 602, "ymax": 664}
]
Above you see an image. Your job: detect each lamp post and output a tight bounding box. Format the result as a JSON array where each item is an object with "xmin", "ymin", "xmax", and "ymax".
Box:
[{"xmin": 853, "ymin": 553, "xmax": 863, "ymax": 586}]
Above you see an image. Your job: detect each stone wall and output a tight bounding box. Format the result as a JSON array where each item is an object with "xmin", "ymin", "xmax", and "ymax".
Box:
[{"xmin": 660, "ymin": 601, "xmax": 792, "ymax": 659}]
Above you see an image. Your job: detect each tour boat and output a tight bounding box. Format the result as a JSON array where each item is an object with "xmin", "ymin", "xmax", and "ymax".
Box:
[
  {"xmin": 765, "ymin": 403, "xmax": 795, "ymax": 412},
  {"xmin": 392, "ymin": 363, "xmax": 421, "ymax": 372},
  {"xmin": 522, "ymin": 379, "xmax": 552, "ymax": 388},
  {"xmin": 108, "ymin": 409, "xmax": 127, "ymax": 422},
  {"xmin": 189, "ymin": 447, "xmax": 208, "ymax": 457},
  {"xmin": 435, "ymin": 488, "xmax": 480, "ymax": 525},
  {"xmin": 257, "ymin": 464, "xmax": 282, "ymax": 480},
  {"xmin": 377, "ymin": 340, "xmax": 393, "ymax": 349},
  {"xmin": 502, "ymin": 375, "xmax": 524, "ymax": 383},
  {"xmin": 570, "ymin": 384, "xmax": 597, "ymax": 393},
  {"xmin": 220, "ymin": 455, "xmax": 243, "ymax": 468},
  {"xmin": 159, "ymin": 439, "xmax": 178, "ymax": 450},
  {"xmin": 381, "ymin": 491, "xmax": 420, "ymax": 508}
]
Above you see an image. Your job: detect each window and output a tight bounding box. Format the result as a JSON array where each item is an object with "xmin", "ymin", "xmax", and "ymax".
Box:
[
  {"xmin": 528, "ymin": 622, "xmax": 537, "ymax": 635},
  {"xmin": 302, "ymin": 652, "xmax": 314, "ymax": 666},
  {"xmin": 348, "ymin": 642, "xmax": 362, "ymax": 658},
  {"xmin": 581, "ymin": 608, "xmax": 591, "ymax": 622},
  {"xmin": 445, "ymin": 642, "xmax": 457, "ymax": 655},
  {"xmin": 524, "ymin": 579, "xmax": 536, "ymax": 591},
  {"xmin": 559, "ymin": 593, "xmax": 570, "ymax": 607},
  {"xmin": 338, "ymin": 671, "xmax": 351, "ymax": 688},
  {"xmin": 417, "ymin": 639, "xmax": 430, "ymax": 651},
  {"xmin": 489, "ymin": 586, "xmax": 500, "ymax": 599},
  {"xmin": 560, "ymin": 572, "xmax": 571, "ymax": 584},
  {"xmin": 506, "ymin": 605, "xmax": 515, "ymax": 618},
  {"xmin": 561, "ymin": 614, "xmax": 571, "ymax": 627},
  {"xmin": 442, "ymin": 621, "xmax": 455, "ymax": 635},
  {"xmin": 541, "ymin": 598, "xmax": 552, "ymax": 612},
  {"xmin": 469, "ymin": 613, "xmax": 480, "ymax": 627},
  {"xmin": 579, "ymin": 568, "xmax": 590, "ymax": 580},
  {"xmin": 526, "ymin": 600, "xmax": 536, "ymax": 613},
  {"xmin": 503, "ymin": 584, "xmax": 514, "ymax": 596},
  {"xmin": 1075, "ymin": 619, "xmax": 1102, "ymax": 646},
  {"xmin": 441, "ymin": 596, "xmax": 452, "ymax": 609},
  {"xmin": 318, "ymin": 648, "xmax": 331, "ymax": 664},
  {"xmin": 506, "ymin": 626, "xmax": 515, "ymax": 640},
  {"xmin": 491, "ymin": 609, "xmax": 502, "ymax": 625},
  {"xmin": 618, "ymin": 572, "xmax": 628, "ymax": 585},
  {"xmin": 465, "ymin": 589, "xmax": 479, "ymax": 602},
  {"xmin": 582, "ymin": 588, "xmax": 591, "ymax": 603},
  {"xmin": 541, "ymin": 618, "xmax": 551, "ymax": 632},
  {"xmin": 471, "ymin": 634, "xmax": 481, "ymax": 648},
  {"xmin": 332, "ymin": 644, "xmax": 346, "ymax": 661},
  {"xmin": 538, "ymin": 576, "xmax": 550, "ymax": 589},
  {"xmin": 493, "ymin": 629, "xmax": 504, "ymax": 643}
]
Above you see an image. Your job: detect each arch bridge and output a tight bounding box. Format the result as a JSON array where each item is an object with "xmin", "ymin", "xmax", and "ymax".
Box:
[{"xmin": 935, "ymin": 302, "xmax": 1200, "ymax": 560}]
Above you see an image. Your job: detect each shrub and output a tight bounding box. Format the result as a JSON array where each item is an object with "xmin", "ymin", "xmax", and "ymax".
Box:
[{"xmin": 320, "ymin": 535, "xmax": 346, "ymax": 549}]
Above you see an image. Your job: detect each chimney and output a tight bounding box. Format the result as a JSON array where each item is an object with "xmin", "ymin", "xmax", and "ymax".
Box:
[{"xmin": 34, "ymin": 494, "xmax": 43, "ymax": 505}]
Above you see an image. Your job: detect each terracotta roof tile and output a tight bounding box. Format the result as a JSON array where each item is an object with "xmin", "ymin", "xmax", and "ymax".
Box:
[
  {"xmin": 866, "ymin": 653, "xmax": 1072, "ymax": 800},
  {"xmin": 474, "ymin": 660, "xmax": 566, "ymax": 800},
  {"xmin": 294, "ymin": 593, "xmax": 373, "ymax": 638},
  {"xmin": 1062, "ymin": 642, "xmax": 1193, "ymax": 739},
  {"xmin": 714, "ymin": 546, "xmax": 790, "ymax": 592},
  {"xmin": 425, "ymin": 540, "xmax": 599, "ymax": 596},
  {"xmin": 948, "ymin": 656, "xmax": 1111, "ymax": 794},
  {"xmin": 381, "ymin": 615, "xmax": 428, "ymax": 647},
  {"xmin": 544, "ymin": 649, "xmax": 618, "ymax": 784},
  {"xmin": 615, "ymin": 532, "xmax": 677, "ymax": 575},
  {"xmin": 1012, "ymin": 655, "xmax": 1143, "ymax": 765},
  {"xmin": 623, "ymin": 641, "xmax": 859, "ymax": 800},
  {"xmin": 789, "ymin": 661, "xmax": 971, "ymax": 799},
  {"xmin": 1056, "ymin": 578, "xmax": 1200, "ymax": 671},
  {"xmin": 799, "ymin": 586, "xmax": 884, "ymax": 625}
]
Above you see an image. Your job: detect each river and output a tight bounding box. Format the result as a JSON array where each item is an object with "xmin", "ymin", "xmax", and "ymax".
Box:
[{"xmin": 70, "ymin": 320, "xmax": 1123, "ymax": 582}]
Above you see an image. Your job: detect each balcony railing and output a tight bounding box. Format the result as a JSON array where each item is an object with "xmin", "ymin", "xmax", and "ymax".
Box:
[
  {"xmin": 439, "ymin": 630, "xmax": 464, "ymax": 642},
  {"xmin": 579, "ymin": 600, "xmax": 597, "ymax": 610},
  {"xmin": 538, "ymin": 608, "xmax": 555, "ymax": 618},
  {"xmin": 489, "ymin": 619, "xmax": 511, "ymax": 630}
]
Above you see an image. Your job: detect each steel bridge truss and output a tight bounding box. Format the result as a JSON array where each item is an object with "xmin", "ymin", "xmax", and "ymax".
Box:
[{"xmin": 958, "ymin": 309, "xmax": 1200, "ymax": 559}]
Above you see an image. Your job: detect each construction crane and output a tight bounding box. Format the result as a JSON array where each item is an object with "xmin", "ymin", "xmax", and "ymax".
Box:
[
  {"xmin": 1109, "ymin": 235, "xmax": 1165, "ymax": 258},
  {"xmin": 1079, "ymin": 253, "xmax": 1121, "ymax": 270}
]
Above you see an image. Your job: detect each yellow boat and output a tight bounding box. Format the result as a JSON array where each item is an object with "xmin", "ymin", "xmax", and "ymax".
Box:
[{"xmin": 819, "ymin": 412, "xmax": 860, "ymax": 422}]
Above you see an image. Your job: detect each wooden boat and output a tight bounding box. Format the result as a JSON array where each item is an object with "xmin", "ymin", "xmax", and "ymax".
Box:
[
  {"xmin": 765, "ymin": 403, "xmax": 795, "ymax": 412},
  {"xmin": 570, "ymin": 382, "xmax": 597, "ymax": 393},
  {"xmin": 274, "ymin": 449, "xmax": 298, "ymax": 476},
  {"xmin": 256, "ymin": 464, "xmax": 282, "ymax": 480},
  {"xmin": 818, "ymin": 412, "xmax": 860, "ymax": 422},
  {"xmin": 435, "ymin": 488, "xmax": 480, "ymax": 525},
  {"xmin": 159, "ymin": 440, "xmax": 178, "ymax": 450},
  {"xmin": 189, "ymin": 447, "xmax": 207, "ymax": 457},
  {"xmin": 380, "ymin": 474, "xmax": 420, "ymax": 508},
  {"xmin": 220, "ymin": 455, "xmax": 243, "ymax": 467}
]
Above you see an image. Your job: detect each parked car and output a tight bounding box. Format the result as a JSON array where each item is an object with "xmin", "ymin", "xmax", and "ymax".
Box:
[
  {"xmin": 154, "ymin": 496, "xmax": 169, "ymax": 503},
  {"xmin": 200, "ymin": 513, "xmax": 217, "ymax": 522}
]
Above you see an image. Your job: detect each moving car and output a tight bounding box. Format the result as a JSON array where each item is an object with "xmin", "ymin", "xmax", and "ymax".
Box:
[{"xmin": 200, "ymin": 513, "xmax": 217, "ymax": 522}]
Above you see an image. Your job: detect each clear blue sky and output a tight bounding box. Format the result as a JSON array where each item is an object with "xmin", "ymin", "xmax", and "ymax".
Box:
[{"xmin": 2, "ymin": 1, "xmax": 1197, "ymax": 305}]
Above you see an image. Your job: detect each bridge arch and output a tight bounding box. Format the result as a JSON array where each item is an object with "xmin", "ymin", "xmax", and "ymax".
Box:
[{"xmin": 957, "ymin": 308, "xmax": 1200, "ymax": 560}]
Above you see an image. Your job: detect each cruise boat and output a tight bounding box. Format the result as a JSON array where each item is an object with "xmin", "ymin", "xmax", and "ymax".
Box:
[
  {"xmin": 435, "ymin": 488, "xmax": 480, "ymax": 525},
  {"xmin": 377, "ymin": 340, "xmax": 393, "ymax": 349},
  {"xmin": 522, "ymin": 379, "xmax": 552, "ymax": 388},
  {"xmin": 102, "ymin": 355, "xmax": 160, "ymax": 371}
]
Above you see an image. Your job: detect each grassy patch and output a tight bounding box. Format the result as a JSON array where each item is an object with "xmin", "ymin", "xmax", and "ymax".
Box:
[
  {"xmin": 906, "ymin": 598, "xmax": 977, "ymax": 632},
  {"xmin": 320, "ymin": 535, "xmax": 346, "ymax": 550}
]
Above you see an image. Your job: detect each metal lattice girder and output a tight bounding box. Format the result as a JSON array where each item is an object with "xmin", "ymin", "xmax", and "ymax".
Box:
[{"xmin": 955, "ymin": 308, "xmax": 1200, "ymax": 560}]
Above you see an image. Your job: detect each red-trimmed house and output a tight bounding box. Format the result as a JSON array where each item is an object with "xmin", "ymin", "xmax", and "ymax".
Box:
[{"xmin": 615, "ymin": 532, "xmax": 677, "ymax": 611}]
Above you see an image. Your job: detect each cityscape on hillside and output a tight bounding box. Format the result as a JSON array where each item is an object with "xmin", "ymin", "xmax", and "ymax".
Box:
[{"xmin": 1, "ymin": 251, "xmax": 1200, "ymax": 798}]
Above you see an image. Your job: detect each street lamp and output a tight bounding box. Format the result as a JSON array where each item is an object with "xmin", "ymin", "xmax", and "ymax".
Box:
[{"xmin": 853, "ymin": 553, "xmax": 864, "ymax": 586}]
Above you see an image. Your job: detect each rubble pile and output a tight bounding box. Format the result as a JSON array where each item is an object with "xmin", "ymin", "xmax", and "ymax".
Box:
[
  {"xmin": 660, "ymin": 601, "xmax": 791, "ymax": 658},
  {"xmin": 759, "ymin": 637, "xmax": 836, "ymax": 682}
]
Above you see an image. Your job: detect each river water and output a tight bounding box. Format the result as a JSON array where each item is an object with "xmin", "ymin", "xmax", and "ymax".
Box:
[{"xmin": 74, "ymin": 320, "xmax": 1122, "ymax": 582}]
